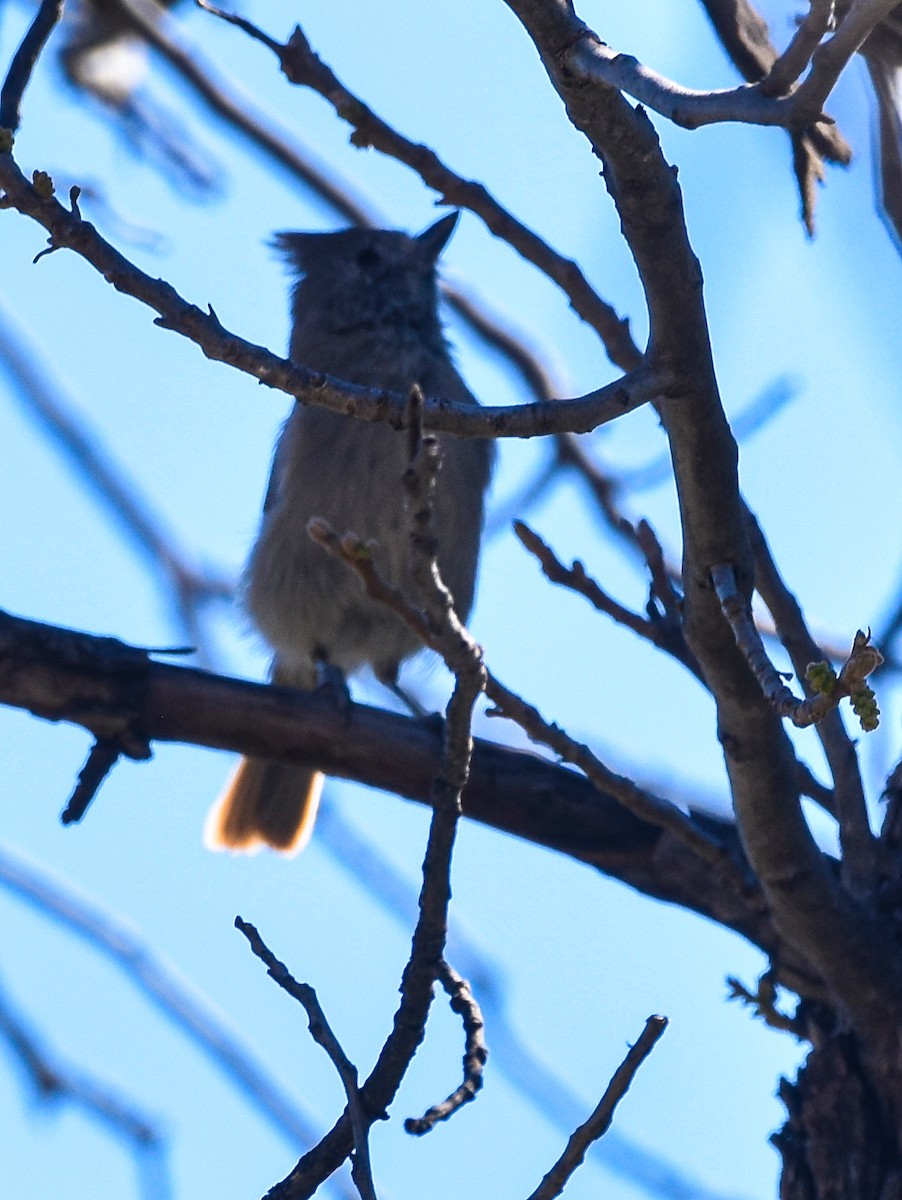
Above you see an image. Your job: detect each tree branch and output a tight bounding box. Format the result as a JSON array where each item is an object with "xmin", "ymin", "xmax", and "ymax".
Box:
[
  {"xmin": 0, "ymin": 840, "xmax": 339, "ymax": 1162},
  {"xmin": 526, "ymin": 1015, "xmax": 668, "ymax": 1200},
  {"xmin": 502, "ymin": 0, "xmax": 902, "ymax": 1078},
  {"xmin": 403, "ymin": 960, "xmax": 486, "ymax": 1136},
  {"xmin": 0, "ymin": 0, "xmax": 65, "ymax": 133},
  {"xmin": 0, "ymin": 150, "xmax": 670, "ymax": 437},
  {"xmin": 0, "ymin": 606, "xmax": 788, "ymax": 967},
  {"xmin": 235, "ymin": 920, "xmax": 379, "ymax": 1200},
  {"xmin": 195, "ymin": 1, "xmax": 640, "ymax": 372}
]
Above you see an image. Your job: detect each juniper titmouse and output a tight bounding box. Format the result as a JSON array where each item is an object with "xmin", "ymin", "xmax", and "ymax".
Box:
[{"xmin": 206, "ymin": 213, "xmax": 493, "ymax": 854}]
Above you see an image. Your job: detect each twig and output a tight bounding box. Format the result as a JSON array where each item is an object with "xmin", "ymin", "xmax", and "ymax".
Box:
[
  {"xmin": 235, "ymin": 919, "xmax": 378, "ymax": 1200},
  {"xmin": 695, "ymin": 0, "xmax": 852, "ymax": 232},
  {"xmin": 746, "ymin": 509, "xmax": 876, "ymax": 890},
  {"xmin": 60, "ymin": 738, "xmax": 124, "ymax": 824},
  {"xmin": 789, "ymin": 0, "xmax": 902, "ymax": 126},
  {"xmin": 0, "ymin": 149, "xmax": 673, "ymax": 437},
  {"xmin": 513, "ymin": 519, "xmax": 702, "ymax": 679},
  {"xmin": 726, "ymin": 971, "xmax": 803, "ymax": 1036},
  {"xmin": 404, "ymin": 959, "xmax": 487, "ymax": 1136},
  {"xmin": 525, "ymin": 1015, "xmax": 669, "ymax": 1200},
  {"xmin": 760, "ymin": 0, "xmax": 837, "ymax": 96},
  {"xmin": 711, "ymin": 562, "xmax": 883, "ymax": 731},
  {"xmin": 194, "ymin": 1, "xmax": 640, "ymax": 371},
  {"xmin": 0, "ymin": 0, "xmax": 65, "ymax": 133},
  {"xmin": 315, "ymin": 804, "xmax": 752, "ymax": 1200},
  {"xmin": 277, "ymin": 415, "xmax": 487, "ymax": 1197},
  {"xmin": 309, "ymin": 525, "xmax": 734, "ymax": 870}
]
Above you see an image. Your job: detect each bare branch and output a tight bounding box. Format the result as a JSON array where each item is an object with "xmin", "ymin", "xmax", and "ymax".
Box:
[
  {"xmin": 526, "ymin": 1015, "xmax": 669, "ymax": 1200},
  {"xmin": 316, "ymin": 804, "xmax": 750, "ymax": 1200},
  {"xmin": 561, "ymin": 2, "xmax": 895, "ymax": 134},
  {"xmin": 698, "ymin": 0, "xmax": 852, "ymax": 232},
  {"xmin": 747, "ymin": 509, "xmax": 876, "ymax": 891},
  {"xmin": 761, "ymin": 0, "xmax": 837, "ymax": 96},
  {"xmin": 0, "ymin": 0, "xmax": 65, "ymax": 133},
  {"xmin": 0, "ymin": 299, "xmax": 233, "ymax": 661},
  {"xmin": 513, "ymin": 520, "xmax": 652, "ymax": 639},
  {"xmin": 235, "ymin": 919, "xmax": 378, "ymax": 1200},
  {"xmin": 711, "ymin": 562, "xmax": 883, "ymax": 731},
  {"xmin": 514, "ymin": 519, "xmax": 703, "ymax": 679},
  {"xmin": 195, "ymin": 2, "xmax": 640, "ymax": 371},
  {"xmin": 61, "ymin": 738, "xmax": 126, "ymax": 825},
  {"xmin": 309, "ymin": 521, "xmax": 734, "ymax": 871},
  {"xmin": 0, "ymin": 149, "xmax": 671, "ymax": 437},
  {"xmin": 0, "ymin": 967, "xmax": 169, "ymax": 1197},
  {"xmin": 105, "ymin": 0, "xmax": 376, "ymax": 225},
  {"xmin": 403, "ymin": 960, "xmax": 487, "ymax": 1136},
  {"xmin": 270, "ymin": 402, "xmax": 487, "ymax": 1198},
  {"xmin": 0, "ymin": 608, "xmax": 813, "ymax": 982}
]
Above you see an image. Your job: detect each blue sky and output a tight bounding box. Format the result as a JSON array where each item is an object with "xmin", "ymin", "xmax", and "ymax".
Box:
[{"xmin": 1, "ymin": 2, "xmax": 901, "ymax": 1199}]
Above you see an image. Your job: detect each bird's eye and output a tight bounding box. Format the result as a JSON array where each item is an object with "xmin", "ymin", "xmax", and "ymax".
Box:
[{"xmin": 356, "ymin": 247, "xmax": 380, "ymax": 269}]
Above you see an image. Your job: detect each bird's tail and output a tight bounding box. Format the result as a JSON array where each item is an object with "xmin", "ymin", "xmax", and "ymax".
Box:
[{"xmin": 204, "ymin": 757, "xmax": 323, "ymax": 855}]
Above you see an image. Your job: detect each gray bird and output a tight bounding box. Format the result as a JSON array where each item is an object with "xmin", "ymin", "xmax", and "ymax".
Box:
[{"xmin": 207, "ymin": 214, "xmax": 493, "ymax": 854}]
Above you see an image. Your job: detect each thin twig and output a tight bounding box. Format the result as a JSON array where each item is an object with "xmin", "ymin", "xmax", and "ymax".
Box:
[
  {"xmin": 194, "ymin": 1, "xmax": 640, "ymax": 371},
  {"xmin": 60, "ymin": 738, "xmax": 123, "ymax": 825},
  {"xmin": 308, "ymin": 525, "xmax": 733, "ymax": 870},
  {"xmin": 0, "ymin": 0, "xmax": 65, "ymax": 133},
  {"xmin": 316, "ymin": 803, "xmax": 750, "ymax": 1200},
  {"xmin": 711, "ymin": 562, "xmax": 883, "ymax": 730},
  {"xmin": 513, "ymin": 519, "xmax": 702, "ymax": 679},
  {"xmin": 275, "ymin": 409, "xmax": 488, "ymax": 1197},
  {"xmin": 761, "ymin": 0, "xmax": 837, "ymax": 96},
  {"xmin": 404, "ymin": 959, "xmax": 487, "ymax": 1136},
  {"xmin": 746, "ymin": 511, "xmax": 877, "ymax": 891},
  {"xmin": 235, "ymin": 919, "xmax": 378, "ymax": 1200},
  {"xmin": 525, "ymin": 1015, "xmax": 669, "ymax": 1200}
]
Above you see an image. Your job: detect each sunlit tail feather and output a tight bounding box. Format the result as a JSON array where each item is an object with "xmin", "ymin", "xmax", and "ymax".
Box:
[{"xmin": 204, "ymin": 757, "xmax": 323, "ymax": 856}]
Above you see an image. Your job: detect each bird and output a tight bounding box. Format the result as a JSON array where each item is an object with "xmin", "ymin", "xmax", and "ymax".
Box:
[{"xmin": 205, "ymin": 212, "xmax": 493, "ymax": 854}]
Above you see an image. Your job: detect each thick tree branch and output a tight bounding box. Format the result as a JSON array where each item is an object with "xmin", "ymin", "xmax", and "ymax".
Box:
[
  {"xmin": 0, "ymin": 606, "xmax": 789, "ymax": 967},
  {"xmin": 502, "ymin": 0, "xmax": 902, "ymax": 1073},
  {"xmin": 560, "ymin": 1, "xmax": 895, "ymax": 133}
]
